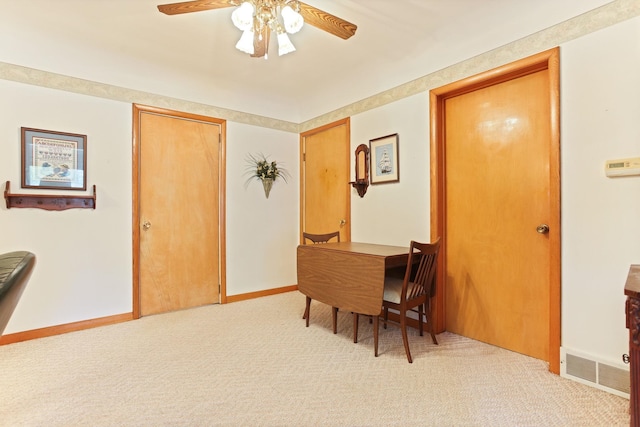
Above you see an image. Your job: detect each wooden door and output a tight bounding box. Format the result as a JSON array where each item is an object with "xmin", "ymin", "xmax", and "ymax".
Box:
[
  {"xmin": 301, "ymin": 118, "xmax": 351, "ymax": 242},
  {"xmin": 133, "ymin": 105, "xmax": 225, "ymax": 317},
  {"xmin": 430, "ymin": 49, "xmax": 561, "ymax": 372}
]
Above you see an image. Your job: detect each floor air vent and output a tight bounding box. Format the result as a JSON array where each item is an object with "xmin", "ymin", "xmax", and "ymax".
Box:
[
  {"xmin": 566, "ymin": 353, "xmax": 597, "ymax": 383},
  {"xmin": 599, "ymin": 363, "xmax": 631, "ymax": 394},
  {"xmin": 562, "ymin": 349, "xmax": 630, "ymax": 397}
]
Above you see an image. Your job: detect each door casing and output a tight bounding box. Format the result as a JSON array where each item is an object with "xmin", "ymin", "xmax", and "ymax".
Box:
[
  {"xmin": 132, "ymin": 104, "xmax": 227, "ymax": 318},
  {"xmin": 429, "ymin": 48, "xmax": 561, "ymax": 373}
]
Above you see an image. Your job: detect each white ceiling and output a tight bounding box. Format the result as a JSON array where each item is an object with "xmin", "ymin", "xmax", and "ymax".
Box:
[{"xmin": 0, "ymin": 0, "xmax": 614, "ymax": 123}]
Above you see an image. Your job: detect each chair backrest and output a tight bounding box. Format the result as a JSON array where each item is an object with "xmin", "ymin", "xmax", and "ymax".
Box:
[
  {"xmin": 302, "ymin": 231, "xmax": 340, "ymax": 244},
  {"xmin": 403, "ymin": 238, "xmax": 441, "ymax": 301}
]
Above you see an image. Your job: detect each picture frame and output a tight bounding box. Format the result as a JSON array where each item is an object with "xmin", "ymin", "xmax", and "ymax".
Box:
[
  {"xmin": 369, "ymin": 133, "xmax": 399, "ymax": 184},
  {"xmin": 21, "ymin": 127, "xmax": 87, "ymax": 190}
]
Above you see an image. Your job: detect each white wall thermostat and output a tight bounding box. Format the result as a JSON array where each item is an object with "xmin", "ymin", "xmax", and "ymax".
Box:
[{"xmin": 605, "ymin": 157, "xmax": 640, "ymax": 177}]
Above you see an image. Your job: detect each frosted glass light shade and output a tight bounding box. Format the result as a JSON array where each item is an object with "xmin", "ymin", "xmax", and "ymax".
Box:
[
  {"xmin": 277, "ymin": 32, "xmax": 296, "ymax": 56},
  {"xmin": 231, "ymin": 2, "xmax": 254, "ymax": 31},
  {"xmin": 236, "ymin": 29, "xmax": 255, "ymax": 54},
  {"xmin": 281, "ymin": 5, "xmax": 304, "ymax": 34}
]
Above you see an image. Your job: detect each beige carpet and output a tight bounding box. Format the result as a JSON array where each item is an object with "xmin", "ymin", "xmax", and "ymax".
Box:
[{"xmin": 0, "ymin": 291, "xmax": 630, "ymax": 426}]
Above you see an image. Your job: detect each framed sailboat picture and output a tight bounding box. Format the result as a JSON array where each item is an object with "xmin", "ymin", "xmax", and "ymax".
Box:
[{"xmin": 369, "ymin": 133, "xmax": 399, "ymax": 184}]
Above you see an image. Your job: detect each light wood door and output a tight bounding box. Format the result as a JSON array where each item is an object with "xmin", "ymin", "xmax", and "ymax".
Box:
[
  {"xmin": 301, "ymin": 119, "xmax": 351, "ymax": 242},
  {"xmin": 445, "ymin": 70, "xmax": 550, "ymax": 360},
  {"xmin": 430, "ymin": 49, "xmax": 561, "ymax": 371},
  {"xmin": 134, "ymin": 105, "xmax": 223, "ymax": 317}
]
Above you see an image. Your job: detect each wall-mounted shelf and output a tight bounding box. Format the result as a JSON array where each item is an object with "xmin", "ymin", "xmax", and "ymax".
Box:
[
  {"xmin": 4, "ymin": 181, "xmax": 96, "ymax": 210},
  {"xmin": 350, "ymin": 144, "xmax": 370, "ymax": 198}
]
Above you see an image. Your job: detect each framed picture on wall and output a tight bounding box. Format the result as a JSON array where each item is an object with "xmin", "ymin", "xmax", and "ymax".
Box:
[
  {"xmin": 21, "ymin": 127, "xmax": 87, "ymax": 190},
  {"xmin": 369, "ymin": 133, "xmax": 399, "ymax": 184}
]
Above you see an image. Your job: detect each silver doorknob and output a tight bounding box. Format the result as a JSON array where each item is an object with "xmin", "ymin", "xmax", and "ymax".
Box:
[
  {"xmin": 142, "ymin": 220, "xmax": 151, "ymax": 231},
  {"xmin": 536, "ymin": 224, "xmax": 549, "ymax": 234},
  {"xmin": 340, "ymin": 219, "xmax": 346, "ymax": 227}
]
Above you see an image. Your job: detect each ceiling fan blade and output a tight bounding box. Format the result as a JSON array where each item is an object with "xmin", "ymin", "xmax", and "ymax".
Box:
[
  {"xmin": 251, "ymin": 27, "xmax": 270, "ymax": 58},
  {"xmin": 158, "ymin": 0, "xmax": 234, "ymax": 15},
  {"xmin": 298, "ymin": 2, "xmax": 357, "ymax": 40}
]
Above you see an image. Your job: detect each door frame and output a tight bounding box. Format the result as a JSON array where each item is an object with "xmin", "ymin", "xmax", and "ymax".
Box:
[
  {"xmin": 132, "ymin": 104, "xmax": 227, "ymax": 318},
  {"xmin": 429, "ymin": 48, "xmax": 561, "ymax": 373}
]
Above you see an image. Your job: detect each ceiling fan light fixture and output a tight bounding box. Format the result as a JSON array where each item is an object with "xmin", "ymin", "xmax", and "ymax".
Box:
[
  {"xmin": 281, "ymin": 5, "xmax": 304, "ymax": 34},
  {"xmin": 159, "ymin": 0, "xmax": 357, "ymax": 59},
  {"xmin": 231, "ymin": 1, "xmax": 254, "ymax": 31},
  {"xmin": 235, "ymin": 29, "xmax": 255, "ymax": 55},
  {"xmin": 277, "ymin": 31, "xmax": 296, "ymax": 56}
]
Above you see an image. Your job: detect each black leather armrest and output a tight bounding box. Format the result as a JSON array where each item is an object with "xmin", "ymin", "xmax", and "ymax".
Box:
[{"xmin": 0, "ymin": 251, "xmax": 36, "ymax": 335}]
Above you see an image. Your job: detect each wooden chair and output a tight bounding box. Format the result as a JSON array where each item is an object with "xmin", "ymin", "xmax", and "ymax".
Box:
[
  {"xmin": 302, "ymin": 231, "xmax": 340, "ymax": 333},
  {"xmin": 374, "ymin": 238, "xmax": 441, "ymax": 363}
]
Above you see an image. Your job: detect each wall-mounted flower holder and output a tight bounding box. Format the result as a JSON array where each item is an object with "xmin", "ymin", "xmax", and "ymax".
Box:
[
  {"xmin": 245, "ymin": 153, "xmax": 289, "ymax": 199},
  {"xmin": 349, "ymin": 144, "xmax": 369, "ymax": 198},
  {"xmin": 261, "ymin": 178, "xmax": 274, "ymax": 198}
]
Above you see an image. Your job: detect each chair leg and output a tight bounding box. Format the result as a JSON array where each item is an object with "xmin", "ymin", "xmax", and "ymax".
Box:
[
  {"xmin": 332, "ymin": 307, "xmax": 338, "ymax": 334},
  {"xmin": 418, "ymin": 304, "xmax": 424, "ymax": 337},
  {"xmin": 383, "ymin": 306, "xmax": 388, "ymax": 329},
  {"xmin": 353, "ymin": 313, "xmax": 359, "ymax": 343},
  {"xmin": 426, "ymin": 304, "xmax": 438, "ymax": 345},
  {"xmin": 400, "ymin": 312, "xmax": 413, "ymax": 363},
  {"xmin": 374, "ymin": 315, "xmax": 379, "ymax": 357},
  {"xmin": 305, "ymin": 297, "xmax": 311, "ymax": 327}
]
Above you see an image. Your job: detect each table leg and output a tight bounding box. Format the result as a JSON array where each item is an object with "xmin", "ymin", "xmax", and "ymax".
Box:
[
  {"xmin": 374, "ymin": 316, "xmax": 379, "ymax": 357},
  {"xmin": 353, "ymin": 314, "xmax": 359, "ymax": 343}
]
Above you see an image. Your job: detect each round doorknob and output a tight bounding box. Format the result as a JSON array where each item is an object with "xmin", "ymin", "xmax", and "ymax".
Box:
[
  {"xmin": 142, "ymin": 220, "xmax": 151, "ymax": 231},
  {"xmin": 536, "ymin": 224, "xmax": 549, "ymax": 234}
]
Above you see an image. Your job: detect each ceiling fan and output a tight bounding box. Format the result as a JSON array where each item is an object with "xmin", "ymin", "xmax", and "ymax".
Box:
[{"xmin": 157, "ymin": 0, "xmax": 357, "ymax": 59}]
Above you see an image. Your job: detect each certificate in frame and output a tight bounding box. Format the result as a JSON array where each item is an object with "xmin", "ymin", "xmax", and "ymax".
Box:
[
  {"xmin": 21, "ymin": 127, "xmax": 87, "ymax": 190},
  {"xmin": 369, "ymin": 133, "xmax": 399, "ymax": 184}
]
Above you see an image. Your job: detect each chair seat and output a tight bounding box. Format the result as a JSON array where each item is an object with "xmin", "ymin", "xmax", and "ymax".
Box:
[{"xmin": 383, "ymin": 276, "xmax": 419, "ymax": 305}]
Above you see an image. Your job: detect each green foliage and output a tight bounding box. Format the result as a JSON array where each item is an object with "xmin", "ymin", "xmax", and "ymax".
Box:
[{"xmin": 244, "ymin": 153, "xmax": 290, "ymax": 186}]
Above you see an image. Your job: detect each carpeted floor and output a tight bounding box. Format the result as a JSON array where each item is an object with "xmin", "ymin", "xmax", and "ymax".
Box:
[{"xmin": 0, "ymin": 291, "xmax": 630, "ymax": 426}]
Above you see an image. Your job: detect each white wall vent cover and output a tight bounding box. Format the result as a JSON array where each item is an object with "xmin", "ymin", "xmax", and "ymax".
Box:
[
  {"xmin": 599, "ymin": 363, "xmax": 631, "ymax": 395},
  {"xmin": 566, "ymin": 353, "xmax": 597, "ymax": 382},
  {"xmin": 561, "ymin": 348, "xmax": 630, "ymax": 398}
]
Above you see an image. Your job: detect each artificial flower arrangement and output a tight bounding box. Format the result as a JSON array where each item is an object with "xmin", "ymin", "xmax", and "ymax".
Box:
[{"xmin": 245, "ymin": 153, "xmax": 290, "ymax": 198}]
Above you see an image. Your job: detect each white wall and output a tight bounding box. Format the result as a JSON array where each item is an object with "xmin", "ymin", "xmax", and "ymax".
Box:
[
  {"xmin": 350, "ymin": 93, "xmax": 431, "ymax": 246},
  {"xmin": 225, "ymin": 122, "xmax": 299, "ymax": 296},
  {"xmin": 0, "ymin": 81, "xmax": 299, "ymax": 333},
  {"xmin": 0, "ymin": 81, "xmax": 132, "ymax": 332},
  {"xmin": 560, "ymin": 17, "xmax": 640, "ymax": 365}
]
